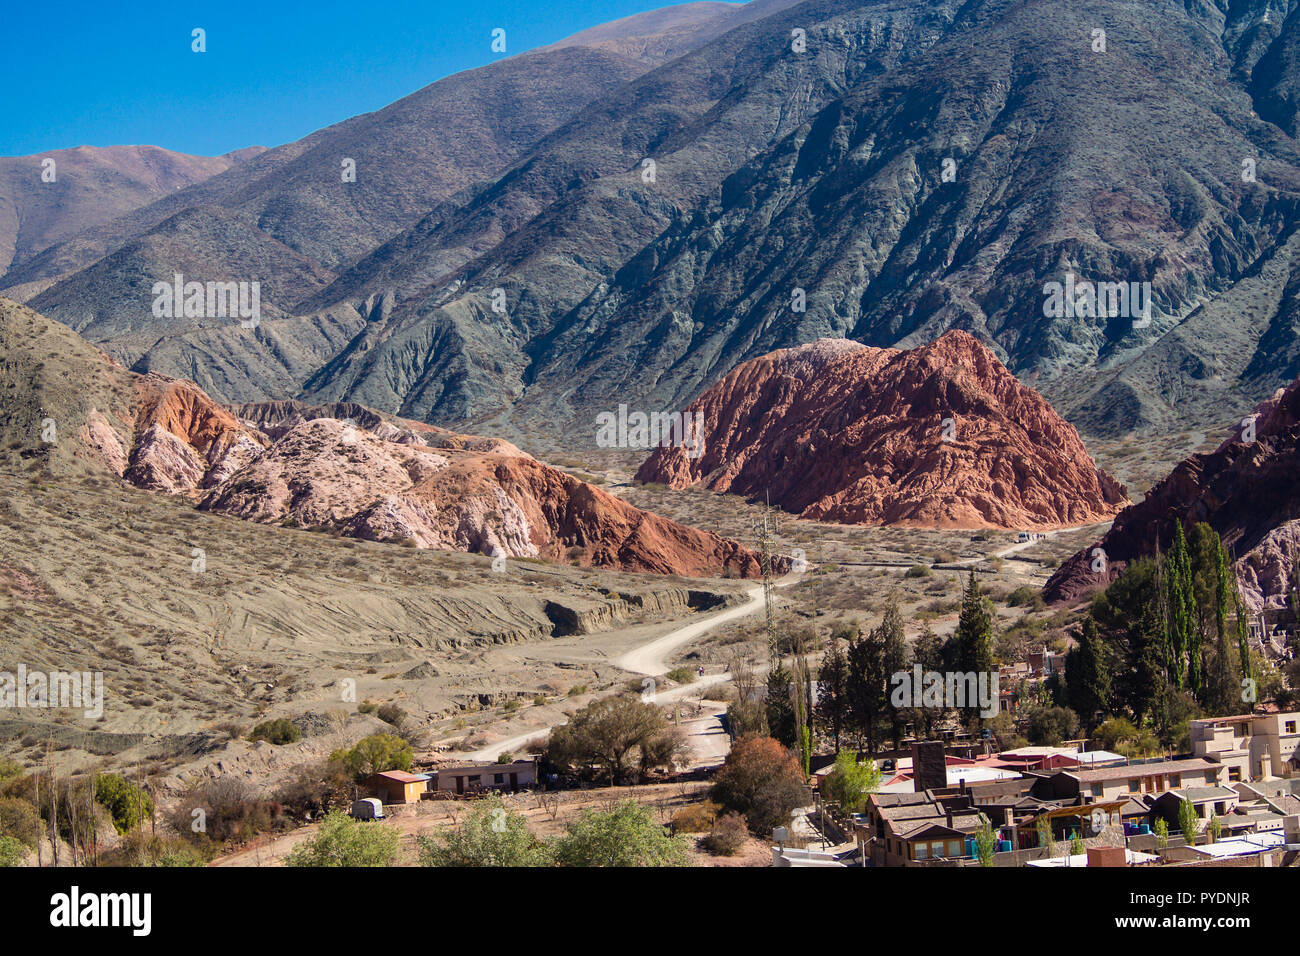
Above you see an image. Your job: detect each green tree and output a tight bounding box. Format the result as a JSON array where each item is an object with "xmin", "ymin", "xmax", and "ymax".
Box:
[
  {"xmin": 1024, "ymin": 705, "xmax": 1079, "ymax": 746},
  {"xmin": 764, "ymin": 665, "xmax": 797, "ymax": 749},
  {"xmin": 952, "ymin": 572, "xmax": 996, "ymax": 719},
  {"xmin": 846, "ymin": 626, "xmax": 887, "ymax": 750},
  {"xmin": 878, "ymin": 598, "xmax": 910, "ymax": 748},
  {"xmin": 329, "ymin": 733, "xmax": 413, "ymax": 779},
  {"xmin": 417, "ymin": 797, "xmax": 551, "ymax": 867},
  {"xmin": 819, "ymin": 751, "xmax": 880, "ymax": 813},
  {"xmin": 1177, "ymin": 799, "xmax": 1201, "ymax": 845},
  {"xmin": 1035, "ymin": 816, "xmax": 1056, "ymax": 856},
  {"xmin": 545, "ymin": 696, "xmax": 672, "ymax": 785},
  {"xmin": 1065, "ymin": 618, "xmax": 1112, "ymax": 729},
  {"xmin": 285, "ymin": 811, "xmax": 399, "ymax": 866},
  {"xmin": 551, "ymin": 801, "xmax": 689, "ymax": 867},
  {"xmin": 94, "ymin": 774, "xmax": 154, "ymax": 835},
  {"xmin": 815, "ymin": 631, "xmax": 849, "ymax": 753},
  {"xmin": 1167, "ymin": 522, "xmax": 1198, "ymax": 692},
  {"xmin": 974, "ymin": 818, "xmax": 998, "ymax": 867},
  {"xmin": 1154, "ymin": 817, "xmax": 1169, "ymax": 849}
]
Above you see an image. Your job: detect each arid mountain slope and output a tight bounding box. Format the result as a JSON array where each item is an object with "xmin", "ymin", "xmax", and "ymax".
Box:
[
  {"xmin": 0, "ymin": 144, "xmax": 260, "ymax": 280},
  {"xmin": 636, "ymin": 331, "xmax": 1128, "ymax": 529},
  {"xmin": 1044, "ymin": 375, "xmax": 1300, "ymax": 609},
  {"xmin": 0, "ymin": 299, "xmax": 765, "ymax": 578},
  {"xmin": 10, "ymin": 0, "xmax": 1300, "ymax": 445}
]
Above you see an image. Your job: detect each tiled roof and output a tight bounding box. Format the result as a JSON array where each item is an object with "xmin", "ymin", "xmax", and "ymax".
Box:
[{"xmin": 1067, "ymin": 758, "xmax": 1214, "ymax": 784}]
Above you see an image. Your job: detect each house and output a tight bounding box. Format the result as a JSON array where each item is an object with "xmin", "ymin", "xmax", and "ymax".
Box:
[
  {"xmin": 1189, "ymin": 711, "xmax": 1300, "ymax": 782},
  {"xmin": 435, "ymin": 759, "xmax": 536, "ymax": 795},
  {"xmin": 1033, "ymin": 758, "xmax": 1222, "ymax": 804},
  {"xmin": 861, "ymin": 791, "xmax": 992, "ymax": 866},
  {"xmin": 1149, "ymin": 787, "xmax": 1240, "ymax": 832},
  {"xmin": 364, "ymin": 770, "xmax": 431, "ymax": 804}
]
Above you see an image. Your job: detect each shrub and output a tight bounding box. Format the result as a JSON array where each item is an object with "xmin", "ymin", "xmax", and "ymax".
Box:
[
  {"xmin": 286, "ymin": 811, "xmax": 399, "ymax": 867},
  {"xmin": 0, "ymin": 796, "xmax": 41, "ymax": 847},
  {"xmin": 702, "ymin": 812, "xmax": 749, "ymax": 856},
  {"xmin": 94, "ymin": 774, "xmax": 154, "ymax": 834},
  {"xmin": 820, "ymin": 752, "xmax": 880, "ymax": 814},
  {"xmin": 248, "ymin": 718, "xmax": 302, "ymax": 746},
  {"xmin": 711, "ymin": 735, "xmax": 807, "ymax": 836},
  {"xmin": 905, "ymin": 565, "xmax": 931, "ymax": 579},
  {"xmin": 376, "ymin": 703, "xmax": 407, "ymax": 727},
  {"xmin": 417, "ymin": 797, "xmax": 550, "ymax": 867},
  {"xmin": 666, "ymin": 667, "xmax": 697, "ymax": 684},
  {"xmin": 552, "ymin": 801, "xmax": 689, "ymax": 867},
  {"xmin": 0, "ymin": 835, "xmax": 26, "ymax": 867},
  {"xmin": 1006, "ymin": 585, "xmax": 1044, "ymax": 610},
  {"xmin": 670, "ymin": 800, "xmax": 720, "ymax": 834},
  {"xmin": 329, "ymin": 733, "xmax": 413, "ymax": 780}
]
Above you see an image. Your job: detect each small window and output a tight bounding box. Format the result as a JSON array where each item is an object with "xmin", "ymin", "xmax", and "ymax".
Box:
[
  {"xmin": 1228, "ymin": 767, "xmax": 1241, "ymax": 782},
  {"xmin": 1286, "ymin": 721, "xmax": 1296, "ymax": 734},
  {"xmin": 1091, "ymin": 783, "xmax": 1104, "ymax": 797},
  {"xmin": 493, "ymin": 773, "xmax": 505, "ymax": 784},
  {"xmin": 914, "ymin": 843, "xmax": 928, "ymax": 860},
  {"xmin": 1169, "ymin": 774, "xmax": 1181, "ymax": 788},
  {"xmin": 1128, "ymin": 778, "xmax": 1141, "ymax": 794}
]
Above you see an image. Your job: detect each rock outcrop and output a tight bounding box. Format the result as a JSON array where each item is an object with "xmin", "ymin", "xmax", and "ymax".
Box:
[
  {"xmin": 1045, "ymin": 378, "xmax": 1300, "ymax": 608},
  {"xmin": 636, "ymin": 331, "xmax": 1128, "ymax": 530},
  {"xmin": 199, "ymin": 414, "xmax": 766, "ymax": 577},
  {"xmin": 1, "ymin": 300, "xmax": 765, "ymax": 579}
]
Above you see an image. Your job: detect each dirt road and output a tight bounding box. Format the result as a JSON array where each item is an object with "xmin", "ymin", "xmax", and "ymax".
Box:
[{"xmin": 464, "ymin": 576, "xmax": 798, "ymax": 762}]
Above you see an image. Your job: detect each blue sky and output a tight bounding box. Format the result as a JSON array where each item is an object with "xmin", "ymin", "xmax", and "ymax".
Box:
[{"xmin": 1, "ymin": 0, "xmax": 694, "ymax": 158}]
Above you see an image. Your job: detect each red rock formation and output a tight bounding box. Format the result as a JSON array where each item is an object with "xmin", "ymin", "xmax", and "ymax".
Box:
[
  {"xmin": 80, "ymin": 379, "xmax": 763, "ymax": 578},
  {"xmin": 197, "ymin": 416, "xmax": 764, "ymax": 578},
  {"xmin": 1045, "ymin": 378, "xmax": 1300, "ymax": 607},
  {"xmin": 636, "ymin": 331, "xmax": 1128, "ymax": 529}
]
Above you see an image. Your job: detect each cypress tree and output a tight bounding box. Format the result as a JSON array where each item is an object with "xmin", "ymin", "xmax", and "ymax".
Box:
[{"xmin": 1166, "ymin": 522, "xmax": 1197, "ymax": 690}]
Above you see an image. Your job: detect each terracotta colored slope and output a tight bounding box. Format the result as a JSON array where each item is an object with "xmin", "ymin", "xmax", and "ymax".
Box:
[
  {"xmin": 1044, "ymin": 378, "xmax": 1300, "ymax": 608},
  {"xmin": 636, "ymin": 330, "xmax": 1128, "ymax": 530}
]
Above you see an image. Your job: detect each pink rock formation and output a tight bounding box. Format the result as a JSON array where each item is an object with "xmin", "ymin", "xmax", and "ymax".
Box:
[{"xmin": 636, "ymin": 331, "xmax": 1128, "ymax": 529}]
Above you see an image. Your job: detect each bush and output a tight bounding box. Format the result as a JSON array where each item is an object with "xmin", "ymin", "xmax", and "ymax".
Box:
[
  {"xmin": 1006, "ymin": 585, "xmax": 1044, "ymax": 610},
  {"xmin": 169, "ymin": 777, "xmax": 285, "ymax": 846},
  {"xmin": 670, "ymin": 800, "xmax": 720, "ymax": 834},
  {"xmin": 286, "ymin": 811, "xmax": 399, "ymax": 867},
  {"xmin": 0, "ymin": 796, "xmax": 41, "ymax": 847},
  {"xmin": 552, "ymin": 801, "xmax": 689, "ymax": 867},
  {"xmin": 711, "ymin": 736, "xmax": 808, "ymax": 836},
  {"xmin": 417, "ymin": 797, "xmax": 550, "ymax": 867},
  {"xmin": 702, "ymin": 812, "xmax": 749, "ymax": 856},
  {"xmin": 820, "ymin": 752, "xmax": 880, "ymax": 814},
  {"xmin": 0, "ymin": 835, "xmax": 26, "ymax": 867},
  {"xmin": 905, "ymin": 565, "xmax": 932, "ymax": 579},
  {"xmin": 1024, "ymin": 705, "xmax": 1080, "ymax": 746},
  {"xmin": 666, "ymin": 667, "xmax": 697, "ymax": 684},
  {"xmin": 248, "ymin": 718, "xmax": 302, "ymax": 745},
  {"xmin": 329, "ymin": 733, "xmax": 413, "ymax": 780},
  {"xmin": 94, "ymin": 774, "xmax": 154, "ymax": 834},
  {"xmin": 376, "ymin": 703, "xmax": 407, "ymax": 728}
]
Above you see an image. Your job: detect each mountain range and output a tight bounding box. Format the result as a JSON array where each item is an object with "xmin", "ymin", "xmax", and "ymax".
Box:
[{"xmin": 3, "ymin": 0, "xmax": 1300, "ymax": 451}]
